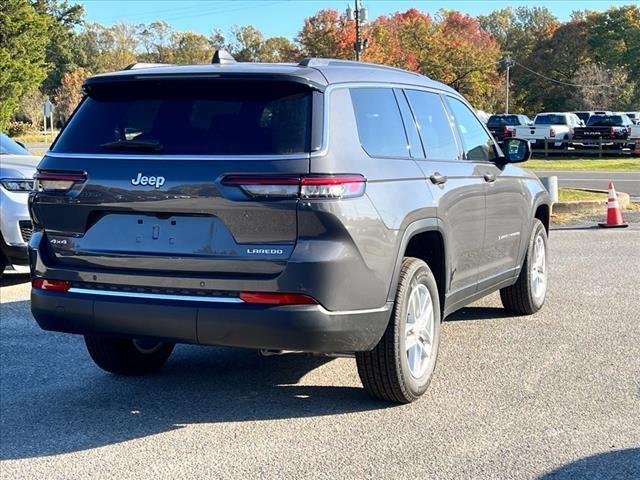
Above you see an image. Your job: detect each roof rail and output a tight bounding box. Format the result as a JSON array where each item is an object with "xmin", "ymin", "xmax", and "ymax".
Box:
[
  {"xmin": 212, "ymin": 49, "xmax": 237, "ymax": 65},
  {"xmin": 123, "ymin": 62, "xmax": 171, "ymax": 70},
  {"xmin": 298, "ymin": 57, "xmax": 424, "ymax": 77}
]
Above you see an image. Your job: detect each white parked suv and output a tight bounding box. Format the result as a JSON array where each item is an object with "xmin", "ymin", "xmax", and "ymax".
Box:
[
  {"xmin": 0, "ymin": 133, "xmax": 39, "ymax": 276},
  {"xmin": 515, "ymin": 112, "xmax": 582, "ymax": 150}
]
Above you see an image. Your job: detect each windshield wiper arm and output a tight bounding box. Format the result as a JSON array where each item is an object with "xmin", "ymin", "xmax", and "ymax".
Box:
[{"xmin": 100, "ymin": 139, "xmax": 164, "ymax": 153}]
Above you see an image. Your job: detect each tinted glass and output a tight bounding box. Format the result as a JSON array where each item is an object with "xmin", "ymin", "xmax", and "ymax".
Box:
[
  {"xmin": 487, "ymin": 115, "xmax": 520, "ymax": 126},
  {"xmin": 445, "ymin": 97, "xmax": 496, "ymax": 162},
  {"xmin": 350, "ymin": 88, "xmax": 410, "ymax": 158},
  {"xmin": 53, "ymin": 80, "xmax": 311, "ymax": 155},
  {"xmin": 535, "ymin": 114, "xmax": 567, "ymax": 125},
  {"xmin": 587, "ymin": 115, "xmax": 625, "ymax": 126},
  {"xmin": 0, "ymin": 133, "xmax": 30, "ymax": 155},
  {"xmin": 405, "ymin": 90, "xmax": 459, "ymax": 160},
  {"xmin": 575, "ymin": 112, "xmax": 591, "ymax": 124}
]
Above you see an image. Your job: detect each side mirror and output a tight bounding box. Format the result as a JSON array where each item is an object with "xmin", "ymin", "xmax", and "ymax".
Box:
[{"xmin": 502, "ymin": 138, "xmax": 531, "ymax": 164}]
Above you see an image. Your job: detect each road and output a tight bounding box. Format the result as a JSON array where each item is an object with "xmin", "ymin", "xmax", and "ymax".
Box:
[
  {"xmin": 534, "ymin": 170, "xmax": 640, "ymax": 200},
  {"xmin": 1, "ymin": 226, "xmax": 639, "ymax": 479}
]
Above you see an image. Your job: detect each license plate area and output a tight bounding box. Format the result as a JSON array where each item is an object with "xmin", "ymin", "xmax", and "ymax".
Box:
[{"xmin": 82, "ymin": 214, "xmax": 217, "ymax": 256}]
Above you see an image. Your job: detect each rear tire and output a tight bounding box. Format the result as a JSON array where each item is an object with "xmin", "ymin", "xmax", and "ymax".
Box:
[
  {"xmin": 500, "ymin": 219, "xmax": 548, "ymax": 315},
  {"xmin": 356, "ymin": 257, "xmax": 441, "ymax": 403},
  {"xmin": 84, "ymin": 335, "xmax": 174, "ymax": 375}
]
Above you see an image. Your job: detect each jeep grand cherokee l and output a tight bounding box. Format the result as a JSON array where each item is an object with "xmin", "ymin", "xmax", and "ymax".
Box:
[{"xmin": 29, "ymin": 55, "xmax": 550, "ymax": 403}]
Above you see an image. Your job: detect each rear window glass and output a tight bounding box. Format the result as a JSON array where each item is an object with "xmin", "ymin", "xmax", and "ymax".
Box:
[
  {"xmin": 587, "ymin": 115, "xmax": 625, "ymax": 126},
  {"xmin": 52, "ymin": 80, "xmax": 312, "ymax": 155},
  {"xmin": 350, "ymin": 88, "xmax": 410, "ymax": 158},
  {"xmin": 487, "ymin": 115, "xmax": 520, "ymax": 126},
  {"xmin": 535, "ymin": 115, "xmax": 566, "ymax": 125}
]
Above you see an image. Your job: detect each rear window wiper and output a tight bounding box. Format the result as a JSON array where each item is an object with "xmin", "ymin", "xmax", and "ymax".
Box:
[{"xmin": 99, "ymin": 139, "xmax": 164, "ymax": 153}]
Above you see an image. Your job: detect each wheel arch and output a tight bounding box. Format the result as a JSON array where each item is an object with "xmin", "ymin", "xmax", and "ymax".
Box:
[{"xmin": 387, "ymin": 218, "xmax": 449, "ymax": 315}]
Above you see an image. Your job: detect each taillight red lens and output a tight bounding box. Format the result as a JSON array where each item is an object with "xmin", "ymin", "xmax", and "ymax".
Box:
[
  {"xmin": 32, "ymin": 278, "xmax": 71, "ymax": 292},
  {"xmin": 222, "ymin": 175, "xmax": 366, "ymax": 199},
  {"xmin": 35, "ymin": 172, "xmax": 86, "ymax": 192},
  {"xmin": 549, "ymin": 128, "xmax": 556, "ymax": 138},
  {"xmin": 239, "ymin": 292, "xmax": 318, "ymax": 305}
]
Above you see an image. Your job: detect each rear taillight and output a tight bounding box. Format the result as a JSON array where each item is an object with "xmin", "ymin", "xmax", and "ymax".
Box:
[
  {"xmin": 503, "ymin": 127, "xmax": 513, "ymax": 138},
  {"xmin": 222, "ymin": 175, "xmax": 366, "ymax": 199},
  {"xmin": 239, "ymin": 292, "xmax": 318, "ymax": 305},
  {"xmin": 549, "ymin": 128, "xmax": 556, "ymax": 138},
  {"xmin": 32, "ymin": 278, "xmax": 71, "ymax": 292},
  {"xmin": 34, "ymin": 172, "xmax": 86, "ymax": 192},
  {"xmin": 611, "ymin": 127, "xmax": 616, "ymax": 137}
]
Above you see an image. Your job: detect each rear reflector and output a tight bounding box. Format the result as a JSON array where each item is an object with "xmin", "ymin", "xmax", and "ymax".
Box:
[
  {"xmin": 35, "ymin": 172, "xmax": 86, "ymax": 192},
  {"xmin": 32, "ymin": 278, "xmax": 71, "ymax": 292},
  {"xmin": 222, "ymin": 174, "xmax": 366, "ymax": 199},
  {"xmin": 239, "ymin": 292, "xmax": 318, "ymax": 305}
]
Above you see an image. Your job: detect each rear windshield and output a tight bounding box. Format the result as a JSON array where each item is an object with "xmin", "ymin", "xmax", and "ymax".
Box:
[
  {"xmin": 53, "ymin": 80, "xmax": 312, "ymax": 155},
  {"xmin": 574, "ymin": 112, "xmax": 591, "ymax": 123},
  {"xmin": 535, "ymin": 115, "xmax": 566, "ymax": 125},
  {"xmin": 487, "ymin": 115, "xmax": 521, "ymax": 126},
  {"xmin": 587, "ymin": 115, "xmax": 625, "ymax": 126}
]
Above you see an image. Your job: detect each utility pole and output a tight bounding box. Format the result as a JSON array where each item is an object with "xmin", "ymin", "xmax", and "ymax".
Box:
[
  {"xmin": 503, "ymin": 56, "xmax": 514, "ymax": 114},
  {"xmin": 346, "ymin": 0, "xmax": 368, "ymax": 61}
]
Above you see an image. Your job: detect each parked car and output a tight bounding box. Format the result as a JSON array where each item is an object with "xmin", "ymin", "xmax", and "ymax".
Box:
[
  {"xmin": 572, "ymin": 114, "xmax": 634, "ymax": 149},
  {"xmin": 29, "ymin": 54, "xmax": 550, "ymax": 404},
  {"xmin": 487, "ymin": 114, "xmax": 532, "ymax": 142},
  {"xmin": 572, "ymin": 111, "xmax": 594, "ymax": 125},
  {"xmin": 515, "ymin": 112, "xmax": 582, "ymax": 149},
  {"xmin": 0, "ymin": 133, "xmax": 38, "ymax": 276},
  {"xmin": 625, "ymin": 112, "xmax": 640, "ymax": 125}
]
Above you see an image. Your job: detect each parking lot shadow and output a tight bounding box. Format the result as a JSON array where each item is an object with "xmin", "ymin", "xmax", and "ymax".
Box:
[
  {"xmin": 0, "ymin": 299, "xmax": 390, "ymax": 460},
  {"xmin": 538, "ymin": 448, "xmax": 640, "ymax": 479},
  {"xmin": 447, "ymin": 306, "xmax": 514, "ymax": 322},
  {"xmin": 0, "ymin": 274, "xmax": 30, "ymax": 288}
]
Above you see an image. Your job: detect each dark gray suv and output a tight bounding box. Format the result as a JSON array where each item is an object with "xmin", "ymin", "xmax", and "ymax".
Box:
[{"xmin": 29, "ymin": 55, "xmax": 550, "ymax": 403}]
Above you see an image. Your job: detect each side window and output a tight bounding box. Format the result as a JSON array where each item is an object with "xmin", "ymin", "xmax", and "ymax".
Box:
[
  {"xmin": 445, "ymin": 96, "xmax": 496, "ymax": 162},
  {"xmin": 350, "ymin": 88, "xmax": 410, "ymax": 158},
  {"xmin": 404, "ymin": 90, "xmax": 460, "ymax": 160}
]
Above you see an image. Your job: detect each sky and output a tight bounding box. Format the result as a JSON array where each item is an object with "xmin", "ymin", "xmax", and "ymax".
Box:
[{"xmin": 72, "ymin": 0, "xmax": 637, "ymax": 39}]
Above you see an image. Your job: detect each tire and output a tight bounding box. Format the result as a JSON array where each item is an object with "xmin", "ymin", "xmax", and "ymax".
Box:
[
  {"xmin": 0, "ymin": 251, "xmax": 7, "ymax": 278},
  {"xmin": 356, "ymin": 257, "xmax": 441, "ymax": 404},
  {"xmin": 84, "ymin": 335, "xmax": 174, "ymax": 375},
  {"xmin": 500, "ymin": 219, "xmax": 548, "ymax": 315}
]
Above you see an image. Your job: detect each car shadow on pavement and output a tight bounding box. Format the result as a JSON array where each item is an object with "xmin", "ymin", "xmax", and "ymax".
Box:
[
  {"xmin": 0, "ymin": 274, "xmax": 30, "ymax": 288},
  {"xmin": 538, "ymin": 448, "xmax": 640, "ymax": 479},
  {"xmin": 447, "ymin": 306, "xmax": 514, "ymax": 322},
  {"xmin": 0, "ymin": 299, "xmax": 391, "ymax": 460}
]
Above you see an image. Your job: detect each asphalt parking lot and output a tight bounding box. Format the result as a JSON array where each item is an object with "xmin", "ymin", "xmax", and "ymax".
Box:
[{"xmin": 1, "ymin": 224, "xmax": 639, "ymax": 479}]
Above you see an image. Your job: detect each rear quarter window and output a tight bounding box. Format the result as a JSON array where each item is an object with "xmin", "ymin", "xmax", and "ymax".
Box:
[
  {"xmin": 350, "ymin": 88, "xmax": 410, "ymax": 158},
  {"xmin": 52, "ymin": 80, "xmax": 312, "ymax": 156}
]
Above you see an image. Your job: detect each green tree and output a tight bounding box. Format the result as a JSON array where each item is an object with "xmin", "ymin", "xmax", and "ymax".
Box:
[
  {"xmin": 227, "ymin": 25, "xmax": 264, "ymax": 61},
  {"xmin": 172, "ymin": 31, "xmax": 213, "ymax": 64},
  {"xmin": 30, "ymin": 0, "xmax": 85, "ymax": 96},
  {"xmin": 260, "ymin": 37, "xmax": 299, "ymax": 63},
  {"xmin": 0, "ymin": 0, "xmax": 51, "ymax": 130}
]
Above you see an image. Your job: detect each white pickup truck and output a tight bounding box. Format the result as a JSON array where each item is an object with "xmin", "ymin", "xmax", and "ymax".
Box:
[
  {"xmin": 630, "ymin": 124, "xmax": 640, "ymax": 154},
  {"xmin": 515, "ymin": 112, "xmax": 583, "ymax": 149}
]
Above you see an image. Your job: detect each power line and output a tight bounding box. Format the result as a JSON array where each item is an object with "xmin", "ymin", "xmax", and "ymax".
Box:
[{"xmin": 513, "ymin": 61, "xmax": 613, "ymax": 88}]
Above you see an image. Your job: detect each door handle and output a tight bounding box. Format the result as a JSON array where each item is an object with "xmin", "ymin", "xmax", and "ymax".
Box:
[
  {"xmin": 483, "ymin": 173, "xmax": 496, "ymax": 183},
  {"xmin": 429, "ymin": 173, "xmax": 448, "ymax": 185}
]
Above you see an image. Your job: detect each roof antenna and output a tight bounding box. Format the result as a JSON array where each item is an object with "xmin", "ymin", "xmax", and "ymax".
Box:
[{"xmin": 212, "ymin": 50, "xmax": 237, "ymax": 65}]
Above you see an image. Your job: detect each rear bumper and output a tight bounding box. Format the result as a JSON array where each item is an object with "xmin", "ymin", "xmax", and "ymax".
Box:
[
  {"xmin": 31, "ymin": 288, "xmax": 392, "ymax": 353},
  {"xmin": 1, "ymin": 232, "xmax": 29, "ymax": 266}
]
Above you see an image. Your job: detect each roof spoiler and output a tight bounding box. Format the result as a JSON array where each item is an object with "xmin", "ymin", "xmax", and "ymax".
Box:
[{"xmin": 212, "ymin": 50, "xmax": 237, "ymax": 65}]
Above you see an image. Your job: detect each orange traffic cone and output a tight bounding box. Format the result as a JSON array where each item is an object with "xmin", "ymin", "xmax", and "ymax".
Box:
[{"xmin": 598, "ymin": 182, "xmax": 628, "ymax": 228}]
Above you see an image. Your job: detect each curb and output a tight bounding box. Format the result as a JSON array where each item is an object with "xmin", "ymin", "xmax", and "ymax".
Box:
[{"xmin": 553, "ymin": 189, "xmax": 630, "ymax": 214}]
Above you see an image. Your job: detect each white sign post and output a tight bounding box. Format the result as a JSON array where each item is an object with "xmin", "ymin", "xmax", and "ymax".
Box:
[{"xmin": 43, "ymin": 99, "xmax": 54, "ymax": 143}]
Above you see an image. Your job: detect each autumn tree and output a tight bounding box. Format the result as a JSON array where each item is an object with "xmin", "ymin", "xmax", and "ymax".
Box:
[
  {"xmin": 172, "ymin": 31, "xmax": 213, "ymax": 64},
  {"xmin": 54, "ymin": 66, "xmax": 91, "ymax": 122},
  {"xmin": 297, "ymin": 9, "xmax": 355, "ymax": 59},
  {"xmin": 260, "ymin": 37, "xmax": 300, "ymax": 63},
  {"xmin": 17, "ymin": 89, "xmax": 47, "ymax": 127},
  {"xmin": 569, "ymin": 64, "xmax": 634, "ymax": 110}
]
